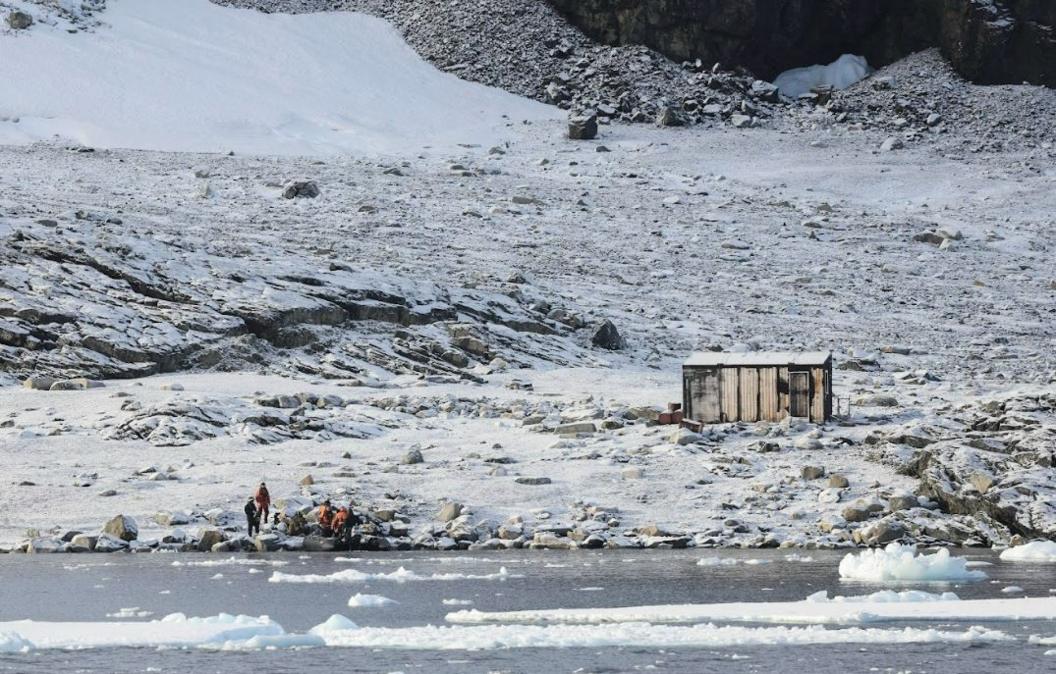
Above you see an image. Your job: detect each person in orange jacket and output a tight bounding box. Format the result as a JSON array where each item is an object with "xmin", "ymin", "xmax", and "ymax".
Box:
[
  {"xmin": 318, "ymin": 499, "xmax": 334, "ymax": 535},
  {"xmin": 255, "ymin": 482, "xmax": 271, "ymax": 524},
  {"xmin": 332, "ymin": 507, "xmax": 349, "ymax": 535}
]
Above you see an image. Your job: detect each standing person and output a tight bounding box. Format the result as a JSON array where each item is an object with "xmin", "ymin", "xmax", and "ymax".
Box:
[
  {"xmin": 244, "ymin": 497, "xmax": 259, "ymax": 537},
  {"xmin": 255, "ymin": 482, "xmax": 271, "ymax": 524},
  {"xmin": 318, "ymin": 499, "xmax": 333, "ymax": 536}
]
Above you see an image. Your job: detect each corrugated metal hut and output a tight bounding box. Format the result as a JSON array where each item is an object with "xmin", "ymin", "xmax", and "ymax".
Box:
[{"xmin": 682, "ymin": 352, "xmax": 832, "ymax": 424}]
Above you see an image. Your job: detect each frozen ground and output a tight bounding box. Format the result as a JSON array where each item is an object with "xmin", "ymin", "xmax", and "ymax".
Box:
[{"xmin": 0, "ymin": 0, "xmax": 1054, "ymax": 554}]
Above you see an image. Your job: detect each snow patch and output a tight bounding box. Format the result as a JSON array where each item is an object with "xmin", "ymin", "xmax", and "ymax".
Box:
[
  {"xmin": 0, "ymin": 0, "xmax": 556, "ymax": 155},
  {"xmin": 838, "ymin": 544, "xmax": 987, "ymax": 583},
  {"xmin": 774, "ymin": 54, "xmax": 873, "ymax": 98}
]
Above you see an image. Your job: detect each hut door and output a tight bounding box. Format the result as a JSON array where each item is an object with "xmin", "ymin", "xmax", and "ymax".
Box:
[
  {"xmin": 789, "ymin": 372, "xmax": 810, "ymax": 418},
  {"xmin": 687, "ymin": 369, "xmax": 720, "ymax": 423}
]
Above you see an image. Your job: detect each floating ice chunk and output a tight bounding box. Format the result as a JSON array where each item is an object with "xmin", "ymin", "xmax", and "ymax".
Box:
[
  {"xmin": 445, "ymin": 597, "xmax": 1056, "ymax": 627},
  {"xmin": 806, "ymin": 590, "xmax": 959, "ymax": 603},
  {"xmin": 347, "ymin": 594, "xmax": 397, "ymax": 608},
  {"xmin": 443, "ymin": 599, "xmax": 474, "ymax": 606},
  {"xmin": 269, "ymin": 566, "xmax": 519, "ymax": 584},
  {"xmin": 210, "ymin": 633, "xmax": 325, "ymax": 650},
  {"xmin": 309, "ymin": 621, "xmax": 1012, "ymax": 650},
  {"xmin": 0, "ymin": 614, "xmax": 284, "ymax": 650},
  {"xmin": 0, "ymin": 632, "xmax": 34, "ymax": 653},
  {"xmin": 697, "ymin": 557, "xmax": 739, "ymax": 567},
  {"xmin": 999, "ymin": 541, "xmax": 1056, "ymax": 562},
  {"xmin": 1030, "ymin": 635, "xmax": 1056, "ymax": 646},
  {"xmin": 172, "ymin": 557, "xmax": 288, "ymax": 567},
  {"xmin": 309, "ymin": 615, "xmax": 359, "ymax": 634},
  {"xmin": 774, "ymin": 54, "xmax": 873, "ymax": 98},
  {"xmin": 1001, "ymin": 586, "xmax": 1024, "ymax": 594},
  {"xmin": 838, "ymin": 544, "xmax": 987, "ymax": 582},
  {"xmin": 105, "ymin": 608, "xmax": 154, "ymax": 619}
]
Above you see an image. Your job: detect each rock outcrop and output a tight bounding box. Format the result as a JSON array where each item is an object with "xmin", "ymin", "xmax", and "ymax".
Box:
[{"xmin": 547, "ymin": 0, "xmax": 1055, "ymax": 88}]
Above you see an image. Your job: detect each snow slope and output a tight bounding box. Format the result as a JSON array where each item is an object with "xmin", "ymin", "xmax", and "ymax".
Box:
[{"xmin": 0, "ymin": 0, "xmax": 558, "ymax": 155}]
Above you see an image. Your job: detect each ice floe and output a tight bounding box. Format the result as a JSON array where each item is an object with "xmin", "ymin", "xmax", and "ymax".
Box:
[
  {"xmin": 269, "ymin": 566, "xmax": 519, "ymax": 584},
  {"xmin": 445, "ymin": 596, "xmax": 1056, "ymax": 626},
  {"xmin": 838, "ymin": 544, "xmax": 987, "ymax": 582},
  {"xmin": 347, "ymin": 594, "xmax": 398, "ymax": 608},
  {"xmin": 308, "ymin": 620, "xmax": 1012, "ymax": 650},
  {"xmin": 999, "ymin": 541, "xmax": 1056, "ymax": 562},
  {"xmin": 805, "ymin": 590, "xmax": 960, "ymax": 603},
  {"xmin": 0, "ymin": 613, "xmax": 285, "ymax": 651},
  {"xmin": 171, "ymin": 557, "xmax": 288, "ymax": 567}
]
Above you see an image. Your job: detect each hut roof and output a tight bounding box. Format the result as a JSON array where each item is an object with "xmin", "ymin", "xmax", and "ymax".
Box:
[{"xmin": 684, "ymin": 351, "xmax": 831, "ymax": 367}]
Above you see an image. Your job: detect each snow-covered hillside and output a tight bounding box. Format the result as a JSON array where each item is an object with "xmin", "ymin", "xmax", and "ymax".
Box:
[
  {"xmin": 0, "ymin": 0, "xmax": 1053, "ymax": 556},
  {"xmin": 0, "ymin": 0, "xmax": 557, "ymax": 154}
]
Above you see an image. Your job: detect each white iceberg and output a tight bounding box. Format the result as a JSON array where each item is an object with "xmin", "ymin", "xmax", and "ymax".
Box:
[
  {"xmin": 838, "ymin": 544, "xmax": 987, "ymax": 582},
  {"xmin": 347, "ymin": 594, "xmax": 398, "ymax": 608},
  {"xmin": 999, "ymin": 541, "xmax": 1056, "ymax": 562}
]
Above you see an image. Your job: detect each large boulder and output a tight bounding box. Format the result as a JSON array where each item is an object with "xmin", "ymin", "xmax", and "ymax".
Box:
[
  {"xmin": 567, "ymin": 113, "xmax": 599, "ymax": 140},
  {"xmin": 102, "ymin": 515, "xmax": 138, "ymax": 542},
  {"xmin": 196, "ymin": 528, "xmax": 225, "ymax": 552},
  {"xmin": 590, "ymin": 320, "xmax": 624, "ymax": 350},
  {"xmin": 438, "ymin": 501, "xmax": 464, "ymax": 522},
  {"xmin": 6, "ymin": 11, "xmax": 33, "ymax": 30}
]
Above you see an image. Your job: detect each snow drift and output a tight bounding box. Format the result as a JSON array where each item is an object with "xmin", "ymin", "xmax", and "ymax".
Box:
[
  {"xmin": 838, "ymin": 544, "xmax": 987, "ymax": 582},
  {"xmin": 0, "ymin": 0, "xmax": 557, "ymax": 155},
  {"xmin": 774, "ymin": 54, "xmax": 872, "ymax": 98}
]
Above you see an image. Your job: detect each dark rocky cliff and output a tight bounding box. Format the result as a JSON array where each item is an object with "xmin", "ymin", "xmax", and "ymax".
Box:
[{"xmin": 547, "ymin": 0, "xmax": 1055, "ymax": 87}]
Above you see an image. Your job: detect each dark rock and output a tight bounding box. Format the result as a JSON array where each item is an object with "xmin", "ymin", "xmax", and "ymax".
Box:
[
  {"xmin": 6, "ymin": 11, "xmax": 33, "ymax": 30},
  {"xmin": 282, "ymin": 181, "xmax": 320, "ymax": 199},
  {"xmin": 568, "ymin": 113, "xmax": 599, "ymax": 140},
  {"xmin": 590, "ymin": 319, "xmax": 624, "ymax": 350},
  {"xmin": 514, "ymin": 477, "xmax": 552, "ymax": 485}
]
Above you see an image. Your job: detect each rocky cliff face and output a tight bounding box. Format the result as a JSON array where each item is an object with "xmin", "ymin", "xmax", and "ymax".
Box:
[{"xmin": 548, "ymin": 0, "xmax": 1054, "ymax": 87}]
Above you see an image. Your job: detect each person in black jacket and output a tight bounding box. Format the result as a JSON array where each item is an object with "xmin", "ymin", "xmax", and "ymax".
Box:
[{"xmin": 245, "ymin": 497, "xmax": 260, "ymax": 536}]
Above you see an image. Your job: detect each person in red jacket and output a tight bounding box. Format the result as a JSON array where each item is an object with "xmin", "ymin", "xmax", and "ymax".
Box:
[{"xmin": 254, "ymin": 482, "xmax": 271, "ymax": 525}]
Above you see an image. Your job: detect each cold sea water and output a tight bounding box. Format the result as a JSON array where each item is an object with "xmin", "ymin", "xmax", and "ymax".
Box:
[{"xmin": 0, "ymin": 549, "xmax": 1053, "ymax": 673}]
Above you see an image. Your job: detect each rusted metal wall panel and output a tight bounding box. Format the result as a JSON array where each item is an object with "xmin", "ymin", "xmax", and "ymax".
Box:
[
  {"xmin": 739, "ymin": 367, "xmax": 759, "ymax": 422},
  {"xmin": 811, "ymin": 366, "xmax": 826, "ymax": 423},
  {"xmin": 759, "ymin": 367, "xmax": 780, "ymax": 421},
  {"xmin": 720, "ymin": 367, "xmax": 739, "ymax": 422}
]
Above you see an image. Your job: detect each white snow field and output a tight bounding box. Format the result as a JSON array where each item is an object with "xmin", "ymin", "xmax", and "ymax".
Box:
[
  {"xmin": 774, "ymin": 54, "xmax": 873, "ymax": 97},
  {"xmin": 838, "ymin": 544, "xmax": 988, "ymax": 582},
  {"xmin": 444, "ymin": 596, "xmax": 1056, "ymax": 627},
  {"xmin": 999, "ymin": 541, "xmax": 1056, "ymax": 562},
  {"xmin": 0, "ymin": 0, "xmax": 557, "ymax": 154}
]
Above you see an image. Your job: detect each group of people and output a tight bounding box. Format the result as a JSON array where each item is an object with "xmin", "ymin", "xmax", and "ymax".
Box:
[
  {"xmin": 244, "ymin": 483, "xmax": 359, "ymax": 541},
  {"xmin": 244, "ymin": 482, "xmax": 271, "ymax": 536}
]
